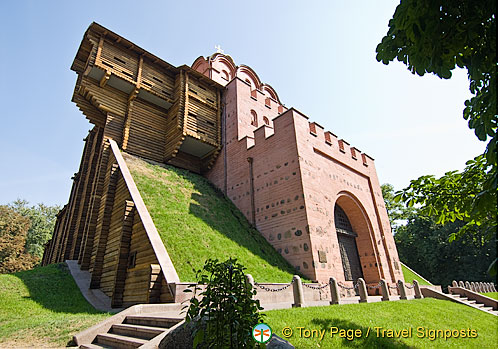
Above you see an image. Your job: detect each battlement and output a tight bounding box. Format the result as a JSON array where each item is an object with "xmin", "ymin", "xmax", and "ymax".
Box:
[{"xmin": 307, "ymin": 121, "xmax": 373, "ymax": 168}]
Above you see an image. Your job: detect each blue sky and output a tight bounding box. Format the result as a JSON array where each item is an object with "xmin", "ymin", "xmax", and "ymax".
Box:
[{"xmin": 0, "ymin": 1, "xmax": 485, "ymax": 206}]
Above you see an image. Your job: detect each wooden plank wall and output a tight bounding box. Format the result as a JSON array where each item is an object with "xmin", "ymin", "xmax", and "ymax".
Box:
[
  {"xmin": 125, "ymin": 99, "xmax": 167, "ymax": 163},
  {"xmin": 44, "ymin": 24, "xmax": 231, "ymax": 306}
]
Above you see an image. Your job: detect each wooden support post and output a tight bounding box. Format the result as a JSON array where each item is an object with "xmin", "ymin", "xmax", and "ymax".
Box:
[
  {"xmin": 413, "ymin": 280, "xmax": 422, "ymax": 299},
  {"xmin": 90, "ymin": 163, "xmax": 119, "ymax": 289},
  {"xmin": 380, "ymin": 279, "xmax": 390, "ymax": 301},
  {"xmin": 358, "ymin": 278, "xmax": 368, "ymax": 303},
  {"xmin": 100, "ymin": 71, "xmax": 111, "ymax": 87},
  {"xmin": 111, "ymin": 200, "xmax": 135, "ymax": 308},
  {"xmin": 80, "ymin": 141, "xmax": 109, "ymax": 270},
  {"xmin": 147, "ymin": 264, "xmax": 162, "ymax": 304},
  {"xmin": 292, "ymin": 275, "xmax": 305, "ymax": 308},
  {"xmin": 96, "ymin": 36, "xmax": 104, "ymax": 65},
  {"xmin": 329, "ymin": 277, "xmax": 341, "ymax": 305},
  {"xmin": 78, "ymin": 128, "xmax": 104, "ymax": 265},
  {"xmin": 398, "ymin": 280, "xmax": 408, "ymax": 300},
  {"xmin": 71, "ymin": 129, "xmax": 99, "ymax": 260}
]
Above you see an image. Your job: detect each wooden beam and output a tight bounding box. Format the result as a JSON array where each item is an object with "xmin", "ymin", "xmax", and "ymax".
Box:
[
  {"xmin": 111, "ymin": 200, "xmax": 135, "ymax": 308},
  {"xmin": 100, "ymin": 70, "xmax": 111, "ymax": 87},
  {"xmin": 136, "ymin": 55, "xmax": 143, "ymax": 88},
  {"xmin": 96, "ymin": 36, "xmax": 104, "ymax": 65},
  {"xmin": 90, "ymin": 162, "xmax": 119, "ymax": 289}
]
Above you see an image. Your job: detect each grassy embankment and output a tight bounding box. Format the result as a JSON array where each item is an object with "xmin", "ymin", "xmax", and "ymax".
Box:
[
  {"xmin": 401, "ymin": 263, "xmax": 432, "ymax": 285},
  {"xmin": 125, "ymin": 153, "xmax": 301, "ymax": 283},
  {"xmin": 264, "ymin": 298, "xmax": 498, "ymax": 348},
  {"xmin": 480, "ymin": 292, "xmax": 498, "ymax": 300},
  {"xmin": 0, "ymin": 264, "xmax": 109, "ymax": 347}
]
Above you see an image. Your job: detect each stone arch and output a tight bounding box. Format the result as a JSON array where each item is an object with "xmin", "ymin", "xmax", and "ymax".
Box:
[
  {"xmin": 334, "ymin": 191, "xmax": 381, "ymax": 283},
  {"xmin": 211, "ymin": 54, "xmax": 237, "ymax": 79},
  {"xmin": 262, "ymin": 84, "xmax": 281, "ymax": 104},
  {"xmin": 250, "ymin": 110, "xmax": 258, "ymax": 127},
  {"xmin": 191, "ymin": 56, "xmax": 210, "ymax": 76},
  {"xmin": 236, "ymin": 65, "xmax": 261, "ymax": 91}
]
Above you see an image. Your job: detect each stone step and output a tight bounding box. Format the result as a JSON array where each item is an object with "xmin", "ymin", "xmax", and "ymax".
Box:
[
  {"xmin": 111, "ymin": 323, "xmax": 166, "ymax": 340},
  {"xmin": 96, "ymin": 333, "xmax": 148, "ymax": 349},
  {"xmin": 80, "ymin": 343, "xmax": 114, "ymax": 349},
  {"xmin": 482, "ymin": 307, "xmax": 494, "ymax": 311},
  {"xmin": 124, "ymin": 315, "xmax": 182, "ymax": 329}
]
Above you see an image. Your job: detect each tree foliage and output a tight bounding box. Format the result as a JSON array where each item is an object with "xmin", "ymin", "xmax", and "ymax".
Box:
[
  {"xmin": 394, "ymin": 155, "xmax": 497, "ymax": 241},
  {"xmin": 376, "ymin": 1, "xmax": 498, "ymax": 245},
  {"xmin": 0, "ymin": 206, "xmax": 39, "ymax": 273},
  {"xmin": 185, "ymin": 258, "xmax": 264, "ymax": 348},
  {"xmin": 381, "ymin": 183, "xmax": 415, "ymax": 230},
  {"xmin": 376, "ymin": 0, "xmax": 497, "ymax": 165},
  {"xmin": 8, "ymin": 199, "xmax": 60, "ymax": 259},
  {"xmin": 395, "ymin": 215, "xmax": 497, "ymax": 287}
]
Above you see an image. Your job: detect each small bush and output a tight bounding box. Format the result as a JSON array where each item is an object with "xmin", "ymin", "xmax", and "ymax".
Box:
[{"xmin": 185, "ymin": 258, "xmax": 264, "ymax": 348}]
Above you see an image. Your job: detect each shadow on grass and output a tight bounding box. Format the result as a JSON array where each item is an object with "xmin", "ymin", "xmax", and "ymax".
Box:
[
  {"xmin": 13, "ymin": 263, "xmax": 105, "ymax": 314},
  {"xmin": 189, "ymin": 187, "xmax": 301, "ymax": 277},
  {"xmin": 168, "ymin": 165, "xmax": 301, "ymax": 279},
  {"xmin": 310, "ymin": 318, "xmax": 414, "ymax": 349},
  {"xmin": 130, "ymin": 157, "xmax": 304, "ymax": 280}
]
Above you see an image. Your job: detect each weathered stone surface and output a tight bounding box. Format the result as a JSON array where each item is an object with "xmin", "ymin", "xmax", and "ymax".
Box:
[
  {"xmin": 160, "ymin": 318, "xmax": 294, "ymax": 348},
  {"xmin": 266, "ymin": 334, "xmax": 295, "ymax": 348}
]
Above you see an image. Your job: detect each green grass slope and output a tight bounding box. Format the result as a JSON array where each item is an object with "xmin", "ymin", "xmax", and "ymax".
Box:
[
  {"xmin": 481, "ymin": 292, "xmax": 498, "ymax": 300},
  {"xmin": 401, "ymin": 263, "xmax": 432, "ymax": 285},
  {"xmin": 124, "ymin": 153, "xmax": 299, "ymax": 283},
  {"xmin": 265, "ymin": 298, "xmax": 498, "ymax": 348},
  {"xmin": 0, "ymin": 264, "xmax": 109, "ymax": 347}
]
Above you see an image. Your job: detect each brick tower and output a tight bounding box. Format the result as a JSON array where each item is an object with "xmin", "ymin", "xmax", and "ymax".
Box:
[{"xmin": 193, "ymin": 53, "xmax": 403, "ymax": 284}]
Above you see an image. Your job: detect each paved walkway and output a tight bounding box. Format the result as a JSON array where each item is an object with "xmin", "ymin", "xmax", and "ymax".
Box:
[{"xmin": 66, "ymin": 260, "xmax": 120, "ymax": 313}]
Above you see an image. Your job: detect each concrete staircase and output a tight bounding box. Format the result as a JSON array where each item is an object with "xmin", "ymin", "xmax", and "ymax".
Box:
[
  {"xmin": 448, "ymin": 294, "xmax": 497, "ymax": 316},
  {"xmin": 74, "ymin": 304, "xmax": 184, "ymax": 349},
  {"xmin": 80, "ymin": 313, "xmax": 182, "ymax": 348}
]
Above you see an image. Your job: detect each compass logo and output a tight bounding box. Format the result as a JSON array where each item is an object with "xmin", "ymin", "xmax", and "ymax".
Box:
[{"xmin": 252, "ymin": 323, "xmax": 272, "ymax": 343}]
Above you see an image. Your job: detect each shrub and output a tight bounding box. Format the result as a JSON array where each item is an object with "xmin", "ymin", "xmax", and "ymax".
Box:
[{"xmin": 185, "ymin": 258, "xmax": 264, "ymax": 348}]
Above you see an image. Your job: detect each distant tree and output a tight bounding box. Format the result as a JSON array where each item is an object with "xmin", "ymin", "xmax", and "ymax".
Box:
[
  {"xmin": 8, "ymin": 199, "xmax": 60, "ymax": 259},
  {"xmin": 381, "ymin": 183, "xmax": 415, "ymax": 231},
  {"xmin": 395, "ymin": 214, "xmax": 497, "ymax": 286},
  {"xmin": 0, "ymin": 206, "xmax": 39, "ymax": 273}
]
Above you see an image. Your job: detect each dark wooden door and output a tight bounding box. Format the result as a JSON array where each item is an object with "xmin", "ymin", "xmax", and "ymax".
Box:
[{"xmin": 338, "ymin": 234, "xmax": 363, "ymax": 282}]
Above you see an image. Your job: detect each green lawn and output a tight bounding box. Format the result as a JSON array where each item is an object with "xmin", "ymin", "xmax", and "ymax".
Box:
[
  {"xmin": 125, "ymin": 153, "xmax": 300, "ymax": 283},
  {"xmin": 0, "ymin": 264, "xmax": 109, "ymax": 347},
  {"xmin": 401, "ymin": 263, "xmax": 431, "ymax": 285},
  {"xmin": 264, "ymin": 298, "xmax": 497, "ymax": 348},
  {"xmin": 480, "ymin": 292, "xmax": 498, "ymax": 300}
]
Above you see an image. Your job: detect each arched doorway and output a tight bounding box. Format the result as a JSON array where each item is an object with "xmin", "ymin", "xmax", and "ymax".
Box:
[
  {"xmin": 335, "ymin": 204, "xmax": 363, "ymax": 281},
  {"xmin": 334, "ymin": 192, "xmax": 382, "ymax": 284}
]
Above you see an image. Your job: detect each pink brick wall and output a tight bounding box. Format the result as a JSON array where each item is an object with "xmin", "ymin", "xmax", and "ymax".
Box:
[{"xmin": 198, "ymin": 54, "xmax": 403, "ymax": 284}]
